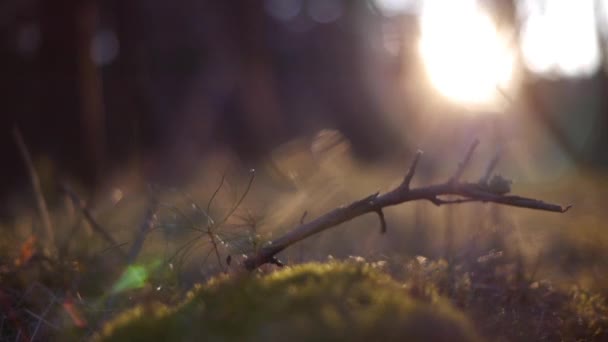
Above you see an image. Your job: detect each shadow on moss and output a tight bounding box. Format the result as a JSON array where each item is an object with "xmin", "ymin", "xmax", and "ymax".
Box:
[{"xmin": 97, "ymin": 262, "xmax": 480, "ymax": 342}]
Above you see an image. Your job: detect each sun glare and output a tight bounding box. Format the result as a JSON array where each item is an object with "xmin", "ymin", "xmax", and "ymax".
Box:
[
  {"xmin": 519, "ymin": 0, "xmax": 600, "ymax": 77},
  {"xmin": 418, "ymin": 1, "xmax": 514, "ymax": 105}
]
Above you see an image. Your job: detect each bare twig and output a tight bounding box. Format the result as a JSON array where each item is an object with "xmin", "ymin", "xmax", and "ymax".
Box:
[
  {"xmin": 168, "ymin": 232, "xmax": 207, "ymax": 266},
  {"xmin": 207, "ymin": 172, "xmax": 227, "ymax": 215},
  {"xmin": 402, "ymin": 150, "xmax": 423, "ymax": 189},
  {"xmin": 95, "ymin": 242, "xmax": 130, "ymax": 256},
  {"xmin": 126, "ymin": 200, "xmax": 158, "ymax": 264},
  {"xmin": 208, "ymin": 170, "xmax": 254, "ymax": 273},
  {"xmin": 450, "ymin": 139, "xmax": 479, "ymax": 183},
  {"xmin": 207, "ymin": 231, "xmax": 225, "ymax": 273},
  {"xmin": 174, "ymin": 190, "xmax": 211, "ymax": 225},
  {"xmin": 60, "ymin": 183, "xmax": 125, "ymax": 258},
  {"xmin": 214, "ymin": 169, "xmax": 256, "ymax": 228},
  {"xmin": 243, "ymin": 140, "xmax": 570, "ymax": 271},
  {"xmin": 479, "ymin": 149, "xmax": 502, "ymax": 185},
  {"xmin": 300, "ymin": 211, "xmax": 308, "ymax": 224},
  {"xmin": 13, "ymin": 126, "xmax": 55, "ymax": 255},
  {"xmin": 158, "ymin": 204, "xmax": 205, "ymax": 233},
  {"xmin": 376, "ymin": 209, "xmax": 387, "ymax": 234}
]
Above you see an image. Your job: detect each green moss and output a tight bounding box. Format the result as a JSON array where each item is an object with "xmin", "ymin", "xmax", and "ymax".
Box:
[{"xmin": 98, "ymin": 262, "xmax": 479, "ymax": 342}]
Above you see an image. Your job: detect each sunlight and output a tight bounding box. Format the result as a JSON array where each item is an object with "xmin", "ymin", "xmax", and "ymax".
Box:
[
  {"xmin": 374, "ymin": 0, "xmax": 421, "ymax": 16},
  {"xmin": 519, "ymin": 0, "xmax": 600, "ymax": 77},
  {"xmin": 418, "ymin": 0, "xmax": 514, "ymax": 105}
]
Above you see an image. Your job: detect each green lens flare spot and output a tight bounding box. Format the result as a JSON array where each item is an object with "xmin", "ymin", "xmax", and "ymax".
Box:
[{"xmin": 111, "ymin": 260, "xmax": 162, "ymax": 294}]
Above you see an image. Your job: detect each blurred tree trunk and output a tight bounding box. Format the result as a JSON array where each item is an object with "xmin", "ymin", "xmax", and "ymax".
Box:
[
  {"xmin": 76, "ymin": 0, "xmax": 106, "ymax": 185},
  {"xmin": 232, "ymin": 1, "xmax": 285, "ymax": 156},
  {"xmin": 39, "ymin": 0, "xmax": 106, "ymax": 187}
]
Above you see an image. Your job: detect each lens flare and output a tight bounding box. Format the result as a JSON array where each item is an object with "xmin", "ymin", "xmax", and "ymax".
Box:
[
  {"xmin": 111, "ymin": 260, "xmax": 162, "ymax": 294},
  {"xmin": 519, "ymin": 0, "xmax": 600, "ymax": 77}
]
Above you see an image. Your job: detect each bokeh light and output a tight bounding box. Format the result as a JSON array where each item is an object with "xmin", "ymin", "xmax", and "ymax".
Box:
[
  {"xmin": 308, "ymin": 0, "xmax": 342, "ymax": 24},
  {"xmin": 519, "ymin": 0, "xmax": 600, "ymax": 77},
  {"xmin": 373, "ymin": 0, "xmax": 422, "ymax": 16},
  {"xmin": 15, "ymin": 23, "xmax": 40, "ymax": 57},
  {"xmin": 377, "ymin": 0, "xmax": 605, "ymax": 103},
  {"xmin": 91, "ymin": 29, "xmax": 120, "ymax": 67},
  {"xmin": 265, "ymin": 0, "xmax": 302, "ymax": 21}
]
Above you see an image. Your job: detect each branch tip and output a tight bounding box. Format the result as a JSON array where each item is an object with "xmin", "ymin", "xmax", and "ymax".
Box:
[
  {"xmin": 480, "ymin": 149, "xmax": 502, "ymax": 185},
  {"xmin": 300, "ymin": 211, "xmax": 308, "ymax": 224},
  {"xmin": 402, "ymin": 150, "xmax": 423, "ymax": 189},
  {"xmin": 451, "ymin": 139, "xmax": 480, "ymax": 183},
  {"xmin": 61, "ymin": 183, "xmax": 123, "ymax": 255},
  {"xmin": 376, "ymin": 209, "xmax": 387, "ymax": 234}
]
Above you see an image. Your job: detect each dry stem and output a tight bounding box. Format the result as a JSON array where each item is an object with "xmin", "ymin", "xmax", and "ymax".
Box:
[
  {"xmin": 243, "ymin": 141, "xmax": 571, "ymax": 271},
  {"xmin": 60, "ymin": 183, "xmax": 126, "ymax": 259},
  {"xmin": 13, "ymin": 126, "xmax": 56, "ymax": 255}
]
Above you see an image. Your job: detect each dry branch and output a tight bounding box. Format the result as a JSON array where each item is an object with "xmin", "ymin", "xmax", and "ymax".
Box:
[
  {"xmin": 62, "ymin": 187, "xmax": 106, "ymax": 241},
  {"xmin": 450, "ymin": 139, "xmax": 479, "ymax": 183},
  {"xmin": 60, "ymin": 183, "xmax": 126, "ymax": 259},
  {"xmin": 13, "ymin": 126, "xmax": 56, "ymax": 255},
  {"xmin": 402, "ymin": 150, "xmax": 423, "ymax": 190},
  {"xmin": 479, "ymin": 149, "xmax": 502, "ymax": 185},
  {"xmin": 125, "ymin": 200, "xmax": 158, "ymax": 264},
  {"xmin": 243, "ymin": 141, "xmax": 571, "ymax": 271}
]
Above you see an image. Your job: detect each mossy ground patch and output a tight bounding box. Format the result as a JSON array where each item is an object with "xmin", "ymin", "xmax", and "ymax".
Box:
[{"xmin": 98, "ymin": 262, "xmax": 479, "ymax": 342}]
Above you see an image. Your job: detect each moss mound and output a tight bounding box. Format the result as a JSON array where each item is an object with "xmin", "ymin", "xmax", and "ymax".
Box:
[{"xmin": 98, "ymin": 262, "xmax": 479, "ymax": 342}]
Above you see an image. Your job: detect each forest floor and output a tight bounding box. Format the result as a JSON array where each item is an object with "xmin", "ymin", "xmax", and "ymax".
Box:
[{"xmin": 1, "ymin": 156, "xmax": 607, "ymax": 341}]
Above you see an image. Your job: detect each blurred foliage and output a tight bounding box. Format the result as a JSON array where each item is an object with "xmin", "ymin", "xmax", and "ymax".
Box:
[{"xmin": 398, "ymin": 253, "xmax": 608, "ymax": 341}]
